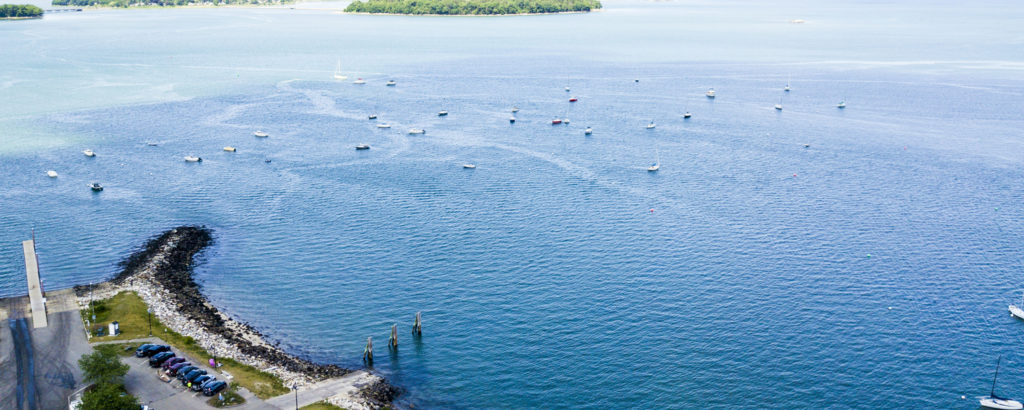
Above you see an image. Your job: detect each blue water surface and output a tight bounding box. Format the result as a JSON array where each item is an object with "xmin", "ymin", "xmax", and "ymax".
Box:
[{"xmin": 3, "ymin": 0, "xmax": 1024, "ymax": 408}]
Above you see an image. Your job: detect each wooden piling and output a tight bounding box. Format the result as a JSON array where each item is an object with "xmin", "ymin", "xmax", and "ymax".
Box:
[
  {"xmin": 388, "ymin": 324, "xmax": 398, "ymax": 350},
  {"xmin": 363, "ymin": 336, "xmax": 373, "ymax": 363},
  {"xmin": 412, "ymin": 311, "xmax": 422, "ymax": 335}
]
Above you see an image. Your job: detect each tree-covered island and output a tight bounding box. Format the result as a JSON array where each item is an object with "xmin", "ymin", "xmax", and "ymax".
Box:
[
  {"xmin": 51, "ymin": 0, "xmax": 290, "ymax": 7},
  {"xmin": 0, "ymin": 4, "xmax": 43, "ymax": 18},
  {"xmin": 344, "ymin": 0, "xmax": 602, "ymax": 15}
]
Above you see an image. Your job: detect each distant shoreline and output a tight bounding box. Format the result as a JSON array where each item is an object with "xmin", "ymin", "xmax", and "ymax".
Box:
[{"xmin": 343, "ymin": 9, "xmax": 600, "ymax": 16}]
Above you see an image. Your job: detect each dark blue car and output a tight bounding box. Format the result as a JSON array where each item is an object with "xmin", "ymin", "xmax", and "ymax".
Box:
[
  {"xmin": 175, "ymin": 366, "xmax": 198, "ymax": 379},
  {"xmin": 137, "ymin": 345, "xmax": 170, "ymax": 358},
  {"xmin": 134, "ymin": 344, "xmax": 155, "ymax": 357},
  {"xmin": 191, "ymin": 375, "xmax": 214, "ymax": 391},
  {"xmin": 183, "ymin": 369, "xmax": 207, "ymax": 384},
  {"xmin": 203, "ymin": 380, "xmax": 227, "ymax": 396},
  {"xmin": 149, "ymin": 351, "xmax": 175, "ymax": 367}
]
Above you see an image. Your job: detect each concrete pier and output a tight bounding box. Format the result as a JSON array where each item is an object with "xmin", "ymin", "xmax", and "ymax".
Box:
[{"xmin": 22, "ymin": 239, "xmax": 47, "ymax": 328}]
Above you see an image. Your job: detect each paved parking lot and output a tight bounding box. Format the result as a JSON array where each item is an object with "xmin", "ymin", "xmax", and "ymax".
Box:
[{"xmin": 114, "ymin": 338, "xmax": 275, "ymax": 409}]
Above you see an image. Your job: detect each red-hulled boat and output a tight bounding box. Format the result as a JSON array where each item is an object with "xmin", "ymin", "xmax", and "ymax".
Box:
[
  {"xmin": 551, "ymin": 119, "xmax": 562, "ymax": 125},
  {"xmin": 569, "ymin": 97, "xmax": 578, "ymax": 102}
]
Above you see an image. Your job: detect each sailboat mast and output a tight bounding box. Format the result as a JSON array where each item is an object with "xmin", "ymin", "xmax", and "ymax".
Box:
[{"xmin": 992, "ymin": 356, "xmax": 1002, "ymax": 397}]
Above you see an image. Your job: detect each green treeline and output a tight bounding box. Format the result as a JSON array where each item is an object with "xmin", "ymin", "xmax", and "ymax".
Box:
[
  {"xmin": 50, "ymin": 0, "xmax": 290, "ymax": 7},
  {"xmin": 344, "ymin": 0, "xmax": 602, "ymax": 15},
  {"xmin": 0, "ymin": 4, "xmax": 43, "ymax": 17}
]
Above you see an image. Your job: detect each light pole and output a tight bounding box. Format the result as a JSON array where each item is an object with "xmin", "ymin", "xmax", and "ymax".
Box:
[
  {"xmin": 147, "ymin": 307, "xmax": 152, "ymax": 336},
  {"xmin": 292, "ymin": 383, "xmax": 298, "ymax": 409}
]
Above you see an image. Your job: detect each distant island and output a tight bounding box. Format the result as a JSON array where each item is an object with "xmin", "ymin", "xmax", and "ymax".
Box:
[
  {"xmin": 0, "ymin": 4, "xmax": 43, "ymax": 18},
  {"xmin": 51, "ymin": 0, "xmax": 289, "ymax": 7},
  {"xmin": 344, "ymin": 0, "xmax": 602, "ymax": 15}
]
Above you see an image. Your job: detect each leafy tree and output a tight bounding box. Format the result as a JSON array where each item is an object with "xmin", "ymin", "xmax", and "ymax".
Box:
[
  {"xmin": 77, "ymin": 348, "xmax": 130, "ymax": 386},
  {"xmin": 0, "ymin": 4, "xmax": 44, "ymax": 17},
  {"xmin": 78, "ymin": 383, "xmax": 140, "ymax": 410}
]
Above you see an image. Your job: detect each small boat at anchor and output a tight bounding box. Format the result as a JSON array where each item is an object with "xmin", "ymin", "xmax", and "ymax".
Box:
[
  {"xmin": 569, "ymin": 97, "xmax": 578, "ymax": 102},
  {"xmin": 253, "ymin": 131, "xmax": 269, "ymax": 138},
  {"xmin": 333, "ymin": 58, "xmax": 347, "ymax": 80},
  {"xmin": 223, "ymin": 146, "xmax": 236, "ymax": 152},
  {"xmin": 353, "ymin": 78, "xmax": 366, "ymax": 85},
  {"xmin": 646, "ymin": 121, "xmax": 656, "ymax": 129},
  {"xmin": 551, "ymin": 119, "xmax": 562, "ymax": 125},
  {"xmin": 511, "ymin": 107, "xmax": 519, "ymax": 113},
  {"xmin": 386, "ymin": 80, "xmax": 396, "ymax": 86},
  {"xmin": 1009, "ymin": 293, "xmax": 1024, "ymax": 320},
  {"xmin": 89, "ymin": 183, "xmax": 103, "ymax": 192},
  {"xmin": 706, "ymin": 88, "xmax": 716, "ymax": 98},
  {"xmin": 83, "ymin": 149, "xmax": 96, "ymax": 157},
  {"xmin": 837, "ymin": 100, "xmax": 846, "ymax": 109},
  {"xmin": 981, "ymin": 357, "xmax": 1023, "ymax": 410},
  {"xmin": 355, "ymin": 144, "xmax": 370, "ymax": 150},
  {"xmin": 377, "ymin": 123, "xmax": 391, "ymax": 129},
  {"xmin": 46, "ymin": 170, "xmax": 58, "ymax": 178},
  {"xmin": 584, "ymin": 127, "xmax": 593, "ymax": 135},
  {"xmin": 368, "ymin": 114, "xmax": 378, "ymax": 120},
  {"xmin": 463, "ymin": 163, "xmax": 476, "ymax": 169},
  {"xmin": 408, "ymin": 129, "xmax": 426, "ymax": 135},
  {"xmin": 438, "ymin": 110, "xmax": 448, "ymax": 116},
  {"xmin": 683, "ymin": 112, "xmax": 691, "ymax": 119},
  {"xmin": 509, "ymin": 117, "xmax": 516, "ymax": 124},
  {"xmin": 184, "ymin": 156, "xmax": 202, "ymax": 162},
  {"xmin": 775, "ymin": 104, "xmax": 783, "ymax": 111},
  {"xmin": 647, "ymin": 150, "xmax": 660, "ymax": 172}
]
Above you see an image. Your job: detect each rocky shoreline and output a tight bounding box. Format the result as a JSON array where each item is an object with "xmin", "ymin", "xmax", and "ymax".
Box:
[{"xmin": 75, "ymin": 226, "xmax": 398, "ymax": 409}]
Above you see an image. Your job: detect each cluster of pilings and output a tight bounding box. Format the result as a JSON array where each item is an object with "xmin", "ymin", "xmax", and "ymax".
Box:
[{"xmin": 363, "ymin": 311, "xmax": 423, "ymax": 364}]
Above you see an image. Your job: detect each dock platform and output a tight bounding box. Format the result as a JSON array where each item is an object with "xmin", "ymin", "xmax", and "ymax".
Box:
[{"xmin": 22, "ymin": 239, "xmax": 47, "ymax": 328}]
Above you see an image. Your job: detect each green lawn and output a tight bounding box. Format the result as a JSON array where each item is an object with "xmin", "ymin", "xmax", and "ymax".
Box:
[
  {"xmin": 300, "ymin": 401, "xmax": 347, "ymax": 410},
  {"xmin": 83, "ymin": 291, "xmax": 290, "ymax": 399}
]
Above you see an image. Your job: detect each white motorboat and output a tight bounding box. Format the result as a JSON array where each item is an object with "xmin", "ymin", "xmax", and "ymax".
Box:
[
  {"xmin": 584, "ymin": 127, "xmax": 593, "ymax": 135},
  {"xmin": 253, "ymin": 131, "xmax": 269, "ymax": 138},
  {"xmin": 646, "ymin": 121, "xmax": 656, "ymax": 129},
  {"xmin": 705, "ymin": 88, "xmax": 715, "ymax": 98},
  {"xmin": 376, "ymin": 123, "xmax": 391, "ymax": 129},
  {"xmin": 333, "ymin": 59, "xmax": 347, "ymax": 80},
  {"xmin": 46, "ymin": 170, "xmax": 58, "ymax": 178},
  {"xmin": 509, "ymin": 117, "xmax": 516, "ymax": 124},
  {"xmin": 368, "ymin": 114, "xmax": 378, "ymax": 120},
  {"xmin": 89, "ymin": 182, "xmax": 103, "ymax": 192},
  {"xmin": 775, "ymin": 104, "xmax": 783, "ymax": 111},
  {"xmin": 1010, "ymin": 293, "xmax": 1024, "ymax": 320},
  {"xmin": 355, "ymin": 144, "xmax": 370, "ymax": 150},
  {"xmin": 683, "ymin": 112, "xmax": 691, "ymax": 119},
  {"xmin": 837, "ymin": 100, "xmax": 846, "ymax": 109},
  {"xmin": 146, "ymin": 142, "xmax": 159, "ymax": 146},
  {"xmin": 784, "ymin": 82, "xmax": 791, "ymax": 92},
  {"xmin": 511, "ymin": 107, "xmax": 519, "ymax": 113},
  {"xmin": 223, "ymin": 146, "xmax": 236, "ymax": 152},
  {"xmin": 564, "ymin": 86, "xmax": 570, "ymax": 92},
  {"xmin": 408, "ymin": 129, "xmax": 426, "ymax": 135},
  {"xmin": 184, "ymin": 156, "xmax": 202, "ymax": 162},
  {"xmin": 386, "ymin": 80, "xmax": 396, "ymax": 87},
  {"xmin": 353, "ymin": 78, "xmax": 366, "ymax": 84},
  {"xmin": 981, "ymin": 357, "xmax": 1023, "ymax": 410},
  {"xmin": 563, "ymin": 118, "xmax": 570, "ymax": 124},
  {"xmin": 463, "ymin": 163, "xmax": 476, "ymax": 169},
  {"xmin": 438, "ymin": 110, "xmax": 448, "ymax": 116},
  {"xmin": 82, "ymin": 149, "xmax": 96, "ymax": 157}
]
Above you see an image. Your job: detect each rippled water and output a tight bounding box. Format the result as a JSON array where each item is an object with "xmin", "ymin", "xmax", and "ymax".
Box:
[{"xmin": 3, "ymin": 0, "xmax": 1024, "ymax": 407}]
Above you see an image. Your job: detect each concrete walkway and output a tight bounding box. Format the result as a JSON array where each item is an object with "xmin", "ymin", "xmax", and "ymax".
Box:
[{"xmin": 264, "ymin": 371, "xmax": 374, "ymax": 409}]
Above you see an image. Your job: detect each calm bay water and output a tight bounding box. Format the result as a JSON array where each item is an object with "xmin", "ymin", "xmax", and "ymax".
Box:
[{"xmin": 3, "ymin": 0, "xmax": 1024, "ymax": 407}]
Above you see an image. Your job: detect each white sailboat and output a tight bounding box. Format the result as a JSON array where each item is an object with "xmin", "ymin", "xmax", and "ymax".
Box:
[
  {"xmin": 46, "ymin": 170, "xmax": 58, "ymax": 178},
  {"xmin": 784, "ymin": 76, "xmax": 791, "ymax": 92},
  {"xmin": 1009, "ymin": 293, "xmax": 1024, "ymax": 320},
  {"xmin": 645, "ymin": 121, "xmax": 656, "ymax": 129},
  {"xmin": 705, "ymin": 88, "xmax": 715, "ymax": 98},
  {"xmin": 647, "ymin": 150, "xmax": 660, "ymax": 172},
  {"xmin": 981, "ymin": 357, "xmax": 1023, "ymax": 410},
  {"xmin": 82, "ymin": 149, "xmax": 96, "ymax": 157},
  {"xmin": 333, "ymin": 59, "xmax": 347, "ymax": 80}
]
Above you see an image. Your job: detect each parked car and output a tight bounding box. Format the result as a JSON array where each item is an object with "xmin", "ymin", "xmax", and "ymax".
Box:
[
  {"xmin": 175, "ymin": 366, "xmax": 198, "ymax": 379},
  {"xmin": 200, "ymin": 377, "xmax": 220, "ymax": 390},
  {"xmin": 183, "ymin": 369, "xmax": 208, "ymax": 384},
  {"xmin": 166, "ymin": 362, "xmax": 191, "ymax": 375},
  {"xmin": 191, "ymin": 375, "xmax": 214, "ymax": 391},
  {"xmin": 134, "ymin": 344, "xmax": 155, "ymax": 357},
  {"xmin": 203, "ymin": 380, "xmax": 227, "ymax": 396},
  {"xmin": 161, "ymin": 357, "xmax": 186, "ymax": 370},
  {"xmin": 149, "ymin": 351, "xmax": 175, "ymax": 367},
  {"xmin": 137, "ymin": 345, "xmax": 170, "ymax": 358}
]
